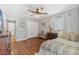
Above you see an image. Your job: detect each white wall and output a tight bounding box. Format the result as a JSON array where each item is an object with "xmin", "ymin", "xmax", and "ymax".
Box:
[
  {"xmin": 15, "ymin": 7, "xmax": 79, "ymax": 41},
  {"xmin": 16, "ymin": 17, "xmax": 39, "ymax": 41},
  {"xmin": 40, "ymin": 7, "xmax": 79, "ymax": 33},
  {"xmin": 0, "ymin": 4, "xmax": 79, "ymax": 41},
  {"xmin": 16, "ymin": 18, "xmax": 27, "ymax": 41},
  {"xmin": 26, "ymin": 20, "xmax": 39, "ymax": 38},
  {"xmin": 63, "ymin": 7, "xmax": 79, "ymax": 32},
  {"xmin": 39, "ymin": 17, "xmax": 55, "ymax": 34}
]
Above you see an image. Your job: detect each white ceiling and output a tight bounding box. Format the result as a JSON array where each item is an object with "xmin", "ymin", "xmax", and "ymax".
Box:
[{"xmin": 0, "ymin": 4, "xmax": 78, "ymax": 20}]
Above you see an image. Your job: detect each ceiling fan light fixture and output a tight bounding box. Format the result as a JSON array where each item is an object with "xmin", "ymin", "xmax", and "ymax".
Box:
[{"xmin": 28, "ymin": 7, "xmax": 48, "ymax": 16}]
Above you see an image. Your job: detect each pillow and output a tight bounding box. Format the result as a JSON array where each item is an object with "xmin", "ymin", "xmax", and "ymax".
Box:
[
  {"xmin": 58, "ymin": 32, "xmax": 79, "ymax": 42},
  {"xmin": 58, "ymin": 32, "xmax": 71, "ymax": 40},
  {"xmin": 70, "ymin": 33, "xmax": 79, "ymax": 42}
]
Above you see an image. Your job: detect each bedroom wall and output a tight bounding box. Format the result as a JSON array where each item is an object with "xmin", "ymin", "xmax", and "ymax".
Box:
[
  {"xmin": 40, "ymin": 7, "xmax": 79, "ymax": 33},
  {"xmin": 16, "ymin": 17, "xmax": 27, "ymax": 41},
  {"xmin": 4, "ymin": 17, "xmax": 39, "ymax": 41},
  {"xmin": 26, "ymin": 20, "xmax": 39, "ymax": 38},
  {"xmin": 15, "ymin": 7, "xmax": 79, "ymax": 41},
  {"xmin": 0, "ymin": 4, "xmax": 79, "ymax": 41},
  {"xmin": 16, "ymin": 17, "xmax": 40, "ymax": 41},
  {"xmin": 63, "ymin": 7, "xmax": 79, "ymax": 32},
  {"xmin": 0, "ymin": 5, "xmax": 40, "ymax": 41},
  {"xmin": 39, "ymin": 13, "xmax": 65, "ymax": 34},
  {"xmin": 39, "ymin": 18, "xmax": 54, "ymax": 34}
]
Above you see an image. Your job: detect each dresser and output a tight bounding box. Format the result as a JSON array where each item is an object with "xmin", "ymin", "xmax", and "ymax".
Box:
[
  {"xmin": 38, "ymin": 32, "xmax": 57, "ymax": 40},
  {"xmin": 0, "ymin": 32, "xmax": 11, "ymax": 55},
  {"xmin": 46, "ymin": 33, "xmax": 57, "ymax": 40}
]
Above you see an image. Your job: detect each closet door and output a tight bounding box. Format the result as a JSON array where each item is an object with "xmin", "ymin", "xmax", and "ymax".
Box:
[{"xmin": 27, "ymin": 21, "xmax": 38, "ymax": 39}]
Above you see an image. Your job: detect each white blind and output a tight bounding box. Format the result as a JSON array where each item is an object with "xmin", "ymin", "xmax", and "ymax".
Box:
[{"xmin": 53, "ymin": 16, "xmax": 64, "ymax": 31}]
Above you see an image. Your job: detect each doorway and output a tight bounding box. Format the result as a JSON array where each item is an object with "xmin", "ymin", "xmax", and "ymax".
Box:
[{"xmin": 7, "ymin": 20, "xmax": 16, "ymax": 35}]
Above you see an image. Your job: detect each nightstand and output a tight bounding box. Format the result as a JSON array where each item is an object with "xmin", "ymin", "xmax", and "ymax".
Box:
[
  {"xmin": 38, "ymin": 34, "xmax": 46, "ymax": 39},
  {"xmin": 38, "ymin": 33, "xmax": 57, "ymax": 40},
  {"xmin": 46, "ymin": 33, "xmax": 57, "ymax": 40}
]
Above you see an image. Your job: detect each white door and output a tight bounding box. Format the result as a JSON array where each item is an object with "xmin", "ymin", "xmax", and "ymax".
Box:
[
  {"xmin": 27, "ymin": 21, "xmax": 38, "ymax": 38},
  {"xmin": 8, "ymin": 22, "xmax": 16, "ymax": 35}
]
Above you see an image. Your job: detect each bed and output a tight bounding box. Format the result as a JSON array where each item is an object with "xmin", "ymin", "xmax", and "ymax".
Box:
[{"xmin": 35, "ymin": 32, "xmax": 79, "ymax": 55}]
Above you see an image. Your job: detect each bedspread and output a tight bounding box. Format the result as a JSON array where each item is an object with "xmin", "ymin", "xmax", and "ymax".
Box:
[{"xmin": 36, "ymin": 38, "xmax": 79, "ymax": 55}]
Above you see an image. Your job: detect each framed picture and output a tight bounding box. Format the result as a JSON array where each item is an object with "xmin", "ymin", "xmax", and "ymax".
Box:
[{"xmin": 20, "ymin": 18, "xmax": 25, "ymax": 28}]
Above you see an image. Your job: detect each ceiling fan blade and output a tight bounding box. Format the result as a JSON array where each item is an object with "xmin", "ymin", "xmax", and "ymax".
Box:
[
  {"xmin": 41, "ymin": 13, "xmax": 48, "ymax": 14},
  {"xmin": 30, "ymin": 13, "xmax": 36, "ymax": 16},
  {"xmin": 28, "ymin": 10, "xmax": 35, "ymax": 13},
  {"xmin": 39, "ymin": 7, "xmax": 44, "ymax": 10}
]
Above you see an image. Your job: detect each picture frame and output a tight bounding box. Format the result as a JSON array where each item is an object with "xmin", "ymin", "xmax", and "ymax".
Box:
[{"xmin": 20, "ymin": 18, "xmax": 25, "ymax": 28}]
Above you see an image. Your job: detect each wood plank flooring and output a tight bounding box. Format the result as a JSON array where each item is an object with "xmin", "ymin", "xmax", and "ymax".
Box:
[
  {"xmin": 11, "ymin": 37, "xmax": 46, "ymax": 55},
  {"xmin": 0, "ymin": 38, "xmax": 6, "ymax": 55}
]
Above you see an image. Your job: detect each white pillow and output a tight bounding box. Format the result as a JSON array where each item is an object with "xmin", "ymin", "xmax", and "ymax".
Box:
[
  {"xmin": 58, "ymin": 32, "xmax": 79, "ymax": 42},
  {"xmin": 70, "ymin": 33, "xmax": 79, "ymax": 42},
  {"xmin": 58, "ymin": 32, "xmax": 71, "ymax": 40}
]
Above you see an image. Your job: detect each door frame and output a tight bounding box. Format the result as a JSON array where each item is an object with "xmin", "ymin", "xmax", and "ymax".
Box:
[{"xmin": 7, "ymin": 20, "xmax": 16, "ymax": 35}]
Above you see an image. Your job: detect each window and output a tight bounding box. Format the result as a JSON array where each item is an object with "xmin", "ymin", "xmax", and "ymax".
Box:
[{"xmin": 53, "ymin": 16, "xmax": 64, "ymax": 30}]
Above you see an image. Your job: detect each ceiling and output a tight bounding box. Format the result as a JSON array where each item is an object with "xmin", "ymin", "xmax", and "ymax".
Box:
[{"xmin": 0, "ymin": 4, "xmax": 78, "ymax": 20}]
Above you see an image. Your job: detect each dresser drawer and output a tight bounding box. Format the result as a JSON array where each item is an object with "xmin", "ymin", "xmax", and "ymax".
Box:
[{"xmin": 46, "ymin": 33, "xmax": 57, "ymax": 39}]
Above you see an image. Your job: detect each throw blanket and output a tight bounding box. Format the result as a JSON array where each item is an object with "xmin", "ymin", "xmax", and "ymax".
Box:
[{"xmin": 36, "ymin": 38, "xmax": 79, "ymax": 55}]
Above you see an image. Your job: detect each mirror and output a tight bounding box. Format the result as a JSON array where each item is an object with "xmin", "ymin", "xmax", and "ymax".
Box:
[{"xmin": 0, "ymin": 9, "xmax": 3, "ymax": 33}]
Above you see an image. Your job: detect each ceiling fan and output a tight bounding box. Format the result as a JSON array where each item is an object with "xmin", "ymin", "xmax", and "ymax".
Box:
[{"xmin": 28, "ymin": 7, "xmax": 48, "ymax": 16}]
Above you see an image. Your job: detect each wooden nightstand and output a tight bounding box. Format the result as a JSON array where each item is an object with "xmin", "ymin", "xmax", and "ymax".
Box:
[
  {"xmin": 46, "ymin": 33, "xmax": 57, "ymax": 40},
  {"xmin": 38, "ymin": 34, "xmax": 46, "ymax": 39},
  {"xmin": 38, "ymin": 33, "xmax": 57, "ymax": 40}
]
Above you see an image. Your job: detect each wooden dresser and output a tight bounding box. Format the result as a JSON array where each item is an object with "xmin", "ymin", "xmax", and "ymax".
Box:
[
  {"xmin": 0, "ymin": 32, "xmax": 11, "ymax": 55},
  {"xmin": 46, "ymin": 33, "xmax": 57, "ymax": 40},
  {"xmin": 38, "ymin": 32, "xmax": 57, "ymax": 40}
]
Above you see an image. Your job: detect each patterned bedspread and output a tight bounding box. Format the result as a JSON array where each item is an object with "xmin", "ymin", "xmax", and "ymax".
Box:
[{"xmin": 36, "ymin": 38, "xmax": 79, "ymax": 55}]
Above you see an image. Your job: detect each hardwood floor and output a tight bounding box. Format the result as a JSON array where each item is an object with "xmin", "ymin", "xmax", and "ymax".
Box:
[
  {"xmin": 11, "ymin": 37, "xmax": 46, "ymax": 55},
  {"xmin": 0, "ymin": 38, "xmax": 6, "ymax": 55}
]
